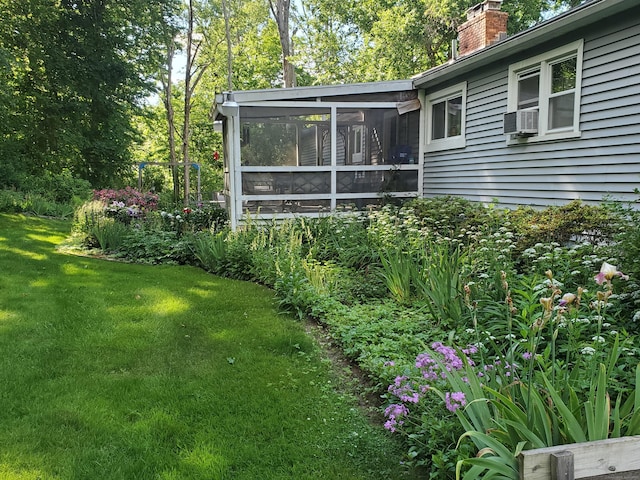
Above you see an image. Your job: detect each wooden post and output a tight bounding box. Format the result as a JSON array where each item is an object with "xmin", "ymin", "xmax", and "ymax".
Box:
[{"xmin": 551, "ymin": 451, "xmax": 574, "ymax": 480}]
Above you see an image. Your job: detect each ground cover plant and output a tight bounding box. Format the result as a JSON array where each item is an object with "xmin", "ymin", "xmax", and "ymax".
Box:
[{"xmin": 0, "ymin": 213, "xmax": 416, "ymax": 479}]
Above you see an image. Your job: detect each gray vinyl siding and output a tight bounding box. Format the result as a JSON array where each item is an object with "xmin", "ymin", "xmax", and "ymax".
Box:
[{"xmin": 423, "ymin": 13, "xmax": 640, "ymax": 208}]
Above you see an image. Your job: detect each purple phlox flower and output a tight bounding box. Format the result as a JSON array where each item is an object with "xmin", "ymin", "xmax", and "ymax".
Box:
[
  {"xmin": 522, "ymin": 351, "xmax": 533, "ymax": 360},
  {"xmin": 388, "ymin": 376, "xmax": 423, "ymax": 404},
  {"xmin": 462, "ymin": 345, "xmax": 478, "ymax": 355},
  {"xmin": 384, "ymin": 403, "xmax": 409, "ymax": 432},
  {"xmin": 416, "ymin": 353, "xmax": 439, "ymax": 381},
  {"xmin": 415, "ymin": 352, "xmax": 435, "ymax": 369},
  {"xmin": 445, "ymin": 391, "xmax": 467, "ymax": 412},
  {"xmin": 431, "ymin": 342, "xmax": 464, "ymax": 371},
  {"xmin": 384, "ymin": 361, "xmax": 396, "ymax": 367}
]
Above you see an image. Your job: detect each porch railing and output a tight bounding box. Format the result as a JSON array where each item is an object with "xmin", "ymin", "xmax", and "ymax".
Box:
[{"xmin": 237, "ymin": 164, "xmax": 420, "ymax": 216}]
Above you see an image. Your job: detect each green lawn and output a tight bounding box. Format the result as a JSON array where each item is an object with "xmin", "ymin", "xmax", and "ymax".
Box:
[{"xmin": 0, "ymin": 214, "xmax": 413, "ymax": 480}]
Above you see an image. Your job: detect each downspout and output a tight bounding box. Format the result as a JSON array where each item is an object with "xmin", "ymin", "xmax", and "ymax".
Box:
[
  {"xmin": 417, "ymin": 90, "xmax": 425, "ymax": 198},
  {"xmin": 330, "ymin": 106, "xmax": 337, "ymax": 211},
  {"xmin": 217, "ymin": 93, "xmax": 240, "ymax": 230}
]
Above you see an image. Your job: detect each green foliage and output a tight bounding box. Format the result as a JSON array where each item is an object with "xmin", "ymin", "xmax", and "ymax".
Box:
[
  {"xmin": 384, "ymin": 261, "xmax": 640, "ymax": 478},
  {"xmin": 90, "ymin": 217, "xmax": 130, "ymax": 252},
  {"xmin": 379, "ymin": 247, "xmax": 417, "ymax": 304},
  {"xmin": 605, "ymin": 196, "xmax": 640, "ymax": 325},
  {"xmin": 0, "ymin": 190, "xmax": 23, "ymax": 213},
  {"xmin": 153, "ymin": 205, "xmax": 228, "ymax": 237},
  {"xmin": 0, "ymin": 0, "xmax": 179, "ymax": 187},
  {"xmin": 21, "ymin": 169, "xmax": 92, "ymax": 204},
  {"xmin": 116, "ymin": 230, "xmax": 194, "ymax": 265},
  {"xmin": 506, "ymin": 200, "xmax": 618, "ymax": 256},
  {"xmin": 0, "ymin": 170, "xmax": 91, "ymax": 217},
  {"xmin": 192, "ymin": 230, "xmax": 229, "ymax": 275}
]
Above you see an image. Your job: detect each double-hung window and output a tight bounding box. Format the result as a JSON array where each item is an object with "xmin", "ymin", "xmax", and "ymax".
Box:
[
  {"xmin": 425, "ymin": 82, "xmax": 467, "ymax": 151},
  {"xmin": 507, "ymin": 40, "xmax": 583, "ymax": 142}
]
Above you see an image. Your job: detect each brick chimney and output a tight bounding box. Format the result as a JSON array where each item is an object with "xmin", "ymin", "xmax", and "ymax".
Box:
[{"xmin": 457, "ymin": 0, "xmax": 508, "ymax": 57}]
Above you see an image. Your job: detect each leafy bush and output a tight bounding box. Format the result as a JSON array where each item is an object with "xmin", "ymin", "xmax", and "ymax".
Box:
[
  {"xmin": 506, "ymin": 200, "xmax": 619, "ymax": 257},
  {"xmin": 116, "ymin": 230, "xmax": 194, "ymax": 264},
  {"xmin": 154, "ymin": 204, "xmax": 228, "ymax": 236},
  {"xmin": 26, "ymin": 169, "xmax": 92, "ymax": 204},
  {"xmin": 0, "ymin": 189, "xmax": 25, "ymax": 213},
  {"xmin": 0, "ymin": 169, "xmax": 90, "ymax": 217},
  {"xmin": 93, "ymin": 186, "xmax": 159, "ymax": 211},
  {"xmin": 90, "ymin": 217, "xmax": 130, "ymax": 252},
  {"xmin": 72, "ymin": 200, "xmax": 109, "ymax": 247},
  {"xmin": 192, "ymin": 230, "xmax": 229, "ymax": 274}
]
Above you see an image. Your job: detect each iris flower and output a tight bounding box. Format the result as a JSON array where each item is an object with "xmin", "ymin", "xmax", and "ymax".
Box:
[{"xmin": 594, "ymin": 262, "xmax": 629, "ymax": 285}]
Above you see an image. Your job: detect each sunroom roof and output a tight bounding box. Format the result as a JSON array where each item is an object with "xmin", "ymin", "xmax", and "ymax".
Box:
[{"xmin": 214, "ymin": 79, "xmax": 415, "ymax": 105}]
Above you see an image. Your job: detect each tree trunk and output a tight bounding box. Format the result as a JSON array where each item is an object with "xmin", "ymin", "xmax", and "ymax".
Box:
[
  {"xmin": 269, "ymin": 0, "xmax": 295, "ymax": 88},
  {"xmin": 182, "ymin": 0, "xmax": 194, "ymax": 206},
  {"xmin": 161, "ymin": 42, "xmax": 180, "ymax": 204}
]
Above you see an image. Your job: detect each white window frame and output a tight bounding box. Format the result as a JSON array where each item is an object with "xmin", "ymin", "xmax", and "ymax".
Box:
[
  {"xmin": 425, "ymin": 82, "xmax": 467, "ymax": 152},
  {"xmin": 507, "ymin": 40, "xmax": 583, "ymax": 144}
]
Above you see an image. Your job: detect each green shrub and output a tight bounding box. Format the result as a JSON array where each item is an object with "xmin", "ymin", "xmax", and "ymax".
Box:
[
  {"xmin": 192, "ymin": 230, "xmax": 229, "ymax": 274},
  {"xmin": 407, "ymin": 196, "xmax": 498, "ymax": 238},
  {"xmin": 116, "ymin": 230, "xmax": 194, "ymax": 264},
  {"xmin": 0, "ymin": 189, "xmax": 23, "ymax": 213},
  {"xmin": 506, "ymin": 200, "xmax": 619, "ymax": 256},
  {"xmin": 154, "ymin": 204, "xmax": 228, "ymax": 236},
  {"xmin": 25, "ymin": 169, "xmax": 92, "ymax": 204},
  {"xmin": 90, "ymin": 217, "xmax": 130, "ymax": 252}
]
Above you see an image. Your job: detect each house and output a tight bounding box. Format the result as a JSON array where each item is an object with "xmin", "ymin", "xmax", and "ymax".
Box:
[
  {"xmin": 414, "ymin": 0, "xmax": 640, "ymax": 209},
  {"xmin": 214, "ymin": 0, "xmax": 640, "ymax": 228}
]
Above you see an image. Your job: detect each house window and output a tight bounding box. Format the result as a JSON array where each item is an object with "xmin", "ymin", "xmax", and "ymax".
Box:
[
  {"xmin": 507, "ymin": 40, "xmax": 583, "ymax": 141},
  {"xmin": 425, "ymin": 82, "xmax": 466, "ymax": 152}
]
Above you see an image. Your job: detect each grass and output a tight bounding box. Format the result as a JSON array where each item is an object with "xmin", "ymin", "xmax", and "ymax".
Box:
[{"xmin": 0, "ymin": 214, "xmax": 414, "ymax": 480}]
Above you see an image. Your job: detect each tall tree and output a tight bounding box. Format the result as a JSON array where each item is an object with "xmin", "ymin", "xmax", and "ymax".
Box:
[
  {"xmin": 297, "ymin": 0, "xmax": 578, "ymax": 83},
  {"xmin": 0, "ymin": 0, "xmax": 178, "ymax": 187}
]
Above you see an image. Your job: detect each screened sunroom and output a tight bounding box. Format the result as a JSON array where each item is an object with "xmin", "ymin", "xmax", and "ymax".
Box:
[{"xmin": 213, "ymin": 81, "xmax": 422, "ymax": 228}]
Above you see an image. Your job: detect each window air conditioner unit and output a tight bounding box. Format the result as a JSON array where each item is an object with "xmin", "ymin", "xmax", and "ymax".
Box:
[{"xmin": 504, "ymin": 110, "xmax": 538, "ymax": 135}]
